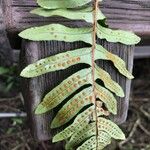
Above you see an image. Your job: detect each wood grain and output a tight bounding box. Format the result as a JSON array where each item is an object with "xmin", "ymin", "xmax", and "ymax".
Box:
[
  {"xmin": 3, "ymin": 0, "xmax": 150, "ymax": 36},
  {"xmin": 0, "ymin": 0, "xmax": 12, "ymax": 66},
  {"xmin": 20, "ymin": 39, "xmax": 134, "ymax": 141}
]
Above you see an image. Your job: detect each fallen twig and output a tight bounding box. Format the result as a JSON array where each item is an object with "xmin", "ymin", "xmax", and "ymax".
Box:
[
  {"xmin": 139, "ymin": 123, "xmax": 150, "ymax": 136},
  {"xmin": 12, "ymin": 143, "xmax": 25, "ymax": 150},
  {"xmin": 140, "ymin": 106, "xmax": 150, "ymax": 119},
  {"xmin": 119, "ymin": 119, "xmax": 140, "ymax": 148}
]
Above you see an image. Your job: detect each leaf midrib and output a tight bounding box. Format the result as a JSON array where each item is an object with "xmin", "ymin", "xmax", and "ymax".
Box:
[{"xmin": 91, "ymin": 0, "xmax": 99, "ymax": 149}]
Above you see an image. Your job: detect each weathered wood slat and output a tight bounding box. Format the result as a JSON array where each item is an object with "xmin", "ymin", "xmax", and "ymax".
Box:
[
  {"xmin": 0, "ymin": 0, "xmax": 12, "ymax": 66},
  {"xmin": 102, "ymin": 0, "xmax": 150, "ymax": 36},
  {"xmin": 2, "ymin": 0, "xmax": 149, "ymax": 49},
  {"xmin": 20, "ymin": 39, "xmax": 134, "ymax": 141},
  {"xmin": 134, "ymin": 46, "xmax": 150, "ymax": 59},
  {"xmin": 3, "ymin": 0, "xmax": 150, "ymax": 35}
]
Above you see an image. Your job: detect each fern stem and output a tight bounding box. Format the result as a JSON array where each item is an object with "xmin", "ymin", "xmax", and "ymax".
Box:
[{"xmin": 92, "ymin": 0, "xmax": 99, "ymax": 149}]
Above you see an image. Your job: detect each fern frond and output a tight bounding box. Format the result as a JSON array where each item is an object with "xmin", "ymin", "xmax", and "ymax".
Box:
[{"xmin": 19, "ymin": 0, "xmax": 141, "ymax": 149}]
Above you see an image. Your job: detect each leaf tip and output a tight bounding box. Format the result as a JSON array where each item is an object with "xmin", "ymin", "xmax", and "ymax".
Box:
[
  {"xmin": 119, "ymin": 92, "xmax": 125, "ymax": 98},
  {"xmin": 120, "ymin": 133, "xmax": 126, "ymax": 140},
  {"xmin": 35, "ymin": 104, "xmax": 48, "ymax": 115},
  {"xmin": 51, "ymin": 119, "xmax": 61, "ymax": 129},
  {"xmin": 52, "ymin": 136, "xmax": 59, "ymax": 143},
  {"xmin": 118, "ymin": 87, "xmax": 125, "ymax": 97},
  {"xmin": 30, "ymin": 10, "xmax": 34, "ymax": 14},
  {"xmin": 129, "ymin": 74, "xmax": 134, "ymax": 80},
  {"xmin": 20, "ymin": 69, "xmax": 27, "ymax": 78},
  {"xmin": 50, "ymin": 120, "xmax": 58, "ymax": 129},
  {"xmin": 20, "ymin": 67, "xmax": 31, "ymax": 78},
  {"xmin": 117, "ymin": 130, "xmax": 126, "ymax": 140},
  {"xmin": 35, "ymin": 107, "xmax": 42, "ymax": 115},
  {"xmin": 126, "ymin": 72, "xmax": 134, "ymax": 80},
  {"xmin": 135, "ymin": 35, "xmax": 141, "ymax": 44},
  {"xmin": 113, "ymin": 111, "xmax": 117, "ymax": 115},
  {"xmin": 18, "ymin": 31, "xmax": 25, "ymax": 39},
  {"xmin": 50, "ymin": 123, "xmax": 55, "ymax": 129},
  {"xmin": 18, "ymin": 28, "xmax": 32, "ymax": 40}
]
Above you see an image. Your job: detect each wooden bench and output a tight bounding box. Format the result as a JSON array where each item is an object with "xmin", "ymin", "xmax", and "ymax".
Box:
[{"xmin": 0, "ymin": 0, "xmax": 150, "ymax": 145}]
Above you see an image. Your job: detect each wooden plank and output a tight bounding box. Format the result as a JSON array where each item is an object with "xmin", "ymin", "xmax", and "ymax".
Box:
[
  {"xmin": 102, "ymin": 0, "xmax": 150, "ymax": 37},
  {"xmin": 20, "ymin": 39, "xmax": 134, "ymax": 141},
  {"xmin": 3, "ymin": 0, "xmax": 150, "ymax": 36},
  {"xmin": 2, "ymin": 0, "xmax": 149, "ymax": 49},
  {"xmin": 134, "ymin": 46, "xmax": 150, "ymax": 59},
  {"xmin": 0, "ymin": 0, "xmax": 12, "ymax": 66}
]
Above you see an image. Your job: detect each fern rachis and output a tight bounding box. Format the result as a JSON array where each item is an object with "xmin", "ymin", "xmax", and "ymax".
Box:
[
  {"xmin": 91, "ymin": 1, "xmax": 101, "ymax": 149},
  {"xmin": 19, "ymin": 0, "xmax": 141, "ymax": 149}
]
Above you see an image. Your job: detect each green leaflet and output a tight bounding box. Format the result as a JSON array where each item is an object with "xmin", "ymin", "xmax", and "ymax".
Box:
[
  {"xmin": 77, "ymin": 135, "xmax": 111, "ymax": 150},
  {"xmin": 19, "ymin": 24, "xmax": 92, "ymax": 44},
  {"xmin": 68, "ymin": 117, "xmax": 125, "ymax": 150},
  {"xmin": 51, "ymin": 87, "xmax": 93, "ymax": 128},
  {"xmin": 74, "ymin": 117, "xmax": 125, "ymax": 150},
  {"xmin": 95, "ymin": 63, "xmax": 124, "ymax": 97},
  {"xmin": 95, "ymin": 44, "xmax": 134, "ymax": 79},
  {"xmin": 31, "ymin": 7, "xmax": 105, "ymax": 23},
  {"xmin": 20, "ymin": 47, "xmax": 91, "ymax": 78},
  {"xmin": 66, "ymin": 123, "xmax": 111, "ymax": 150},
  {"xmin": 98, "ymin": 117, "xmax": 125, "ymax": 140},
  {"xmin": 95, "ymin": 83, "xmax": 117, "ymax": 114},
  {"xmin": 37, "ymin": 0, "xmax": 92, "ymax": 9},
  {"xmin": 97, "ymin": 23, "xmax": 141, "ymax": 45},
  {"xmin": 53, "ymin": 106, "xmax": 95, "ymax": 142},
  {"xmin": 35, "ymin": 68, "xmax": 92, "ymax": 114},
  {"xmin": 65, "ymin": 123, "xmax": 96, "ymax": 149},
  {"xmin": 53, "ymin": 106, "xmax": 108, "ymax": 143}
]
